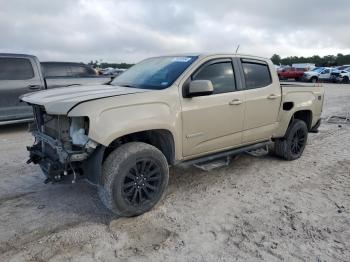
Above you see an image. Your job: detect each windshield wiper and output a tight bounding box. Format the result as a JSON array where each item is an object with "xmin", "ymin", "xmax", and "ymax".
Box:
[{"xmin": 117, "ymin": 84, "xmax": 137, "ymax": 88}]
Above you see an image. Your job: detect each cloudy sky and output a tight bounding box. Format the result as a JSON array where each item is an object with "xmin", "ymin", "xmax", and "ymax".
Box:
[{"xmin": 1, "ymin": 0, "xmax": 349, "ymax": 63}]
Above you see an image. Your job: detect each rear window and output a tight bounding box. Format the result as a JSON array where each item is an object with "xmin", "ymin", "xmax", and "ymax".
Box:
[
  {"xmin": 42, "ymin": 63, "xmax": 96, "ymax": 77},
  {"xmin": 70, "ymin": 65, "xmax": 96, "ymax": 77},
  {"xmin": 242, "ymin": 60, "xmax": 272, "ymax": 89},
  {"xmin": 0, "ymin": 58, "xmax": 34, "ymax": 80},
  {"xmin": 42, "ymin": 64, "xmax": 71, "ymax": 77}
]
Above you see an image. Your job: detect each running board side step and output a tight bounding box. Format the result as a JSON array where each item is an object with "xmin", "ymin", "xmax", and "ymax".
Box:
[
  {"xmin": 0, "ymin": 117, "xmax": 34, "ymax": 126},
  {"xmin": 179, "ymin": 141, "xmax": 272, "ymax": 169}
]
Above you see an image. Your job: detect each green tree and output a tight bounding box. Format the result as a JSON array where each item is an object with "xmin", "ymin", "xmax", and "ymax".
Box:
[
  {"xmin": 271, "ymin": 53, "xmax": 350, "ymax": 67},
  {"xmin": 271, "ymin": 54, "xmax": 281, "ymax": 65}
]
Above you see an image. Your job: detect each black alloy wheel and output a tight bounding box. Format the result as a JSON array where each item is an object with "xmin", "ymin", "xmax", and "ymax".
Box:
[
  {"xmin": 122, "ymin": 158, "xmax": 162, "ymax": 206},
  {"xmin": 274, "ymin": 119, "xmax": 308, "ymax": 160},
  {"xmin": 99, "ymin": 142, "xmax": 169, "ymax": 217},
  {"xmin": 290, "ymin": 128, "xmax": 306, "ymax": 156}
]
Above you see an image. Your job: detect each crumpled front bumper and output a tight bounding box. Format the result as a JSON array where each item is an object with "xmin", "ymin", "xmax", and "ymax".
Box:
[
  {"xmin": 27, "ymin": 143, "xmax": 65, "ymax": 181},
  {"xmin": 27, "ymin": 129, "xmax": 104, "ymax": 184},
  {"xmin": 27, "ymin": 131, "xmax": 90, "ymax": 182}
]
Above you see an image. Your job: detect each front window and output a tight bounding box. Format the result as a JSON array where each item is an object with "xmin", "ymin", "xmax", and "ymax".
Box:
[
  {"xmin": 192, "ymin": 61, "xmax": 236, "ymax": 94},
  {"xmin": 111, "ymin": 56, "xmax": 198, "ymax": 90}
]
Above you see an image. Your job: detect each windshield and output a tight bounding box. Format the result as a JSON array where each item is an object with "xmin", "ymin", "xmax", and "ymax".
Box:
[
  {"xmin": 312, "ymin": 68, "xmax": 323, "ymax": 73},
  {"xmin": 111, "ymin": 56, "xmax": 198, "ymax": 90},
  {"xmin": 337, "ymin": 66, "xmax": 349, "ymax": 70}
]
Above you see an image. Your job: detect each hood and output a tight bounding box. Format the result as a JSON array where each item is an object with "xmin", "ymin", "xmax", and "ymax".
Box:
[
  {"xmin": 20, "ymin": 84, "xmax": 150, "ymax": 114},
  {"xmin": 334, "ymin": 70, "xmax": 349, "ymax": 74}
]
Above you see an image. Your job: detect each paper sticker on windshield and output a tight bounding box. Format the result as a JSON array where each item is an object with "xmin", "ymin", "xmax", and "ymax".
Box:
[{"xmin": 172, "ymin": 57, "xmax": 192, "ymax": 62}]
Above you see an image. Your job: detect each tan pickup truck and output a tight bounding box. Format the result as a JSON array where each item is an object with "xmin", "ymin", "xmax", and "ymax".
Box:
[{"xmin": 21, "ymin": 53, "xmax": 324, "ymax": 216}]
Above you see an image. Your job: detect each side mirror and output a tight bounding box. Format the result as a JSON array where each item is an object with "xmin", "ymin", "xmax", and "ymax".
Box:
[{"xmin": 188, "ymin": 80, "xmax": 213, "ymax": 97}]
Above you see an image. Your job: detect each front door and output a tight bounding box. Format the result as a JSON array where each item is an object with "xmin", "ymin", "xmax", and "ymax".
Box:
[
  {"xmin": 319, "ymin": 68, "xmax": 331, "ymax": 80},
  {"xmin": 0, "ymin": 57, "xmax": 43, "ymax": 122},
  {"xmin": 181, "ymin": 58, "xmax": 245, "ymax": 157}
]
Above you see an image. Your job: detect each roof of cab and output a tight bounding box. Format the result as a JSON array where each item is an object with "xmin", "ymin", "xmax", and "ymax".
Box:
[
  {"xmin": 0, "ymin": 53, "xmax": 37, "ymax": 59},
  {"xmin": 41, "ymin": 61, "xmax": 86, "ymax": 65},
  {"xmin": 153, "ymin": 52, "xmax": 269, "ymax": 61}
]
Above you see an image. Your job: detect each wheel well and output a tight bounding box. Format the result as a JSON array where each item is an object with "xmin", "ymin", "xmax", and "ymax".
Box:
[
  {"xmin": 292, "ymin": 110, "xmax": 312, "ymax": 130},
  {"xmin": 103, "ymin": 129, "xmax": 175, "ymax": 165}
]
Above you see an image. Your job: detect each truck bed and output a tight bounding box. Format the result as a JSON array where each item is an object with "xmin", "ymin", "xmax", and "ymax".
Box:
[{"xmin": 280, "ymin": 82, "xmax": 324, "ymax": 95}]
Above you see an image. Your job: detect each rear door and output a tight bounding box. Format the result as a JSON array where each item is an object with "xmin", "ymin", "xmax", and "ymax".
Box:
[
  {"xmin": 239, "ymin": 58, "xmax": 282, "ymax": 143},
  {"xmin": 181, "ymin": 58, "xmax": 245, "ymax": 157},
  {"xmin": 0, "ymin": 57, "xmax": 43, "ymax": 122}
]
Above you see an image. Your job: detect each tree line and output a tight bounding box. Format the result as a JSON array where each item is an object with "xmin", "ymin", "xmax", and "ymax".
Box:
[
  {"xmin": 271, "ymin": 53, "xmax": 350, "ymax": 67},
  {"xmin": 88, "ymin": 60, "xmax": 134, "ymax": 69},
  {"xmin": 89, "ymin": 54, "xmax": 350, "ymax": 68}
]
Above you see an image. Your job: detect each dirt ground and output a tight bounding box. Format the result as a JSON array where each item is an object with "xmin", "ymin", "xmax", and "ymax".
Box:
[{"xmin": 0, "ymin": 83, "xmax": 349, "ymax": 262}]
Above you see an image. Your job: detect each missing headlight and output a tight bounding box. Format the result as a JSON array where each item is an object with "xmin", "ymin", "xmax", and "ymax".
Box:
[{"xmin": 70, "ymin": 117, "xmax": 89, "ymax": 146}]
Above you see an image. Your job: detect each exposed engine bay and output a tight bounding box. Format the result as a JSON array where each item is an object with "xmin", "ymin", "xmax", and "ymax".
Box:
[{"xmin": 27, "ymin": 105, "xmax": 99, "ymax": 183}]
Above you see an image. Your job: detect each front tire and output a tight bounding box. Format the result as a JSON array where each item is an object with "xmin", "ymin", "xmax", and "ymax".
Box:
[
  {"xmin": 99, "ymin": 142, "xmax": 169, "ymax": 217},
  {"xmin": 274, "ymin": 119, "xmax": 308, "ymax": 160},
  {"xmin": 311, "ymin": 77, "xmax": 318, "ymax": 83}
]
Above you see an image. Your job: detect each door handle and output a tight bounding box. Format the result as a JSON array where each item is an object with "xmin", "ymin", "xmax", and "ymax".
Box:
[
  {"xmin": 267, "ymin": 94, "xmax": 279, "ymax": 99},
  {"xmin": 27, "ymin": 85, "xmax": 41, "ymax": 90},
  {"xmin": 229, "ymin": 99, "xmax": 242, "ymax": 105}
]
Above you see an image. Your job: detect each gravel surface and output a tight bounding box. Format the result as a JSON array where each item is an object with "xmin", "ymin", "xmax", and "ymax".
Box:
[{"xmin": 0, "ymin": 83, "xmax": 349, "ymax": 261}]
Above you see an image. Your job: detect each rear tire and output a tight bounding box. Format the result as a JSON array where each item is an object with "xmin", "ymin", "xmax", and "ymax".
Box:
[
  {"xmin": 98, "ymin": 142, "xmax": 169, "ymax": 217},
  {"xmin": 342, "ymin": 76, "xmax": 349, "ymax": 84},
  {"xmin": 274, "ymin": 119, "xmax": 308, "ymax": 160}
]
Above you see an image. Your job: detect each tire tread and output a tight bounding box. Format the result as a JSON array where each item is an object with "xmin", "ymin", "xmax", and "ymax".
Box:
[{"xmin": 98, "ymin": 142, "xmax": 168, "ymax": 217}]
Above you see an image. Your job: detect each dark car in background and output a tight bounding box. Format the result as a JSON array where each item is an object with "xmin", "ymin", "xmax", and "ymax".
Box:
[
  {"xmin": 0, "ymin": 54, "xmax": 112, "ymax": 125},
  {"xmin": 41, "ymin": 62, "xmax": 98, "ymax": 78}
]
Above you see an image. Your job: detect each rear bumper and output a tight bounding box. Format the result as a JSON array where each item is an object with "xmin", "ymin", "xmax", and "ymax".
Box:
[{"xmin": 302, "ymin": 75, "xmax": 312, "ymax": 81}]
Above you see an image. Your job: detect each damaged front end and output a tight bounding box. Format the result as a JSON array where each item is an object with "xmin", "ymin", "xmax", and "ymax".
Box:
[{"xmin": 27, "ymin": 105, "xmax": 100, "ymax": 183}]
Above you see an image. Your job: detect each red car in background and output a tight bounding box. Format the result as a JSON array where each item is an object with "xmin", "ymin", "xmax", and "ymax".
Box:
[{"xmin": 278, "ymin": 67, "xmax": 307, "ymax": 81}]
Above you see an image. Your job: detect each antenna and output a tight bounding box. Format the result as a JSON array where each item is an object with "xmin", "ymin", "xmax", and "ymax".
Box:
[{"xmin": 235, "ymin": 44, "xmax": 240, "ymax": 54}]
